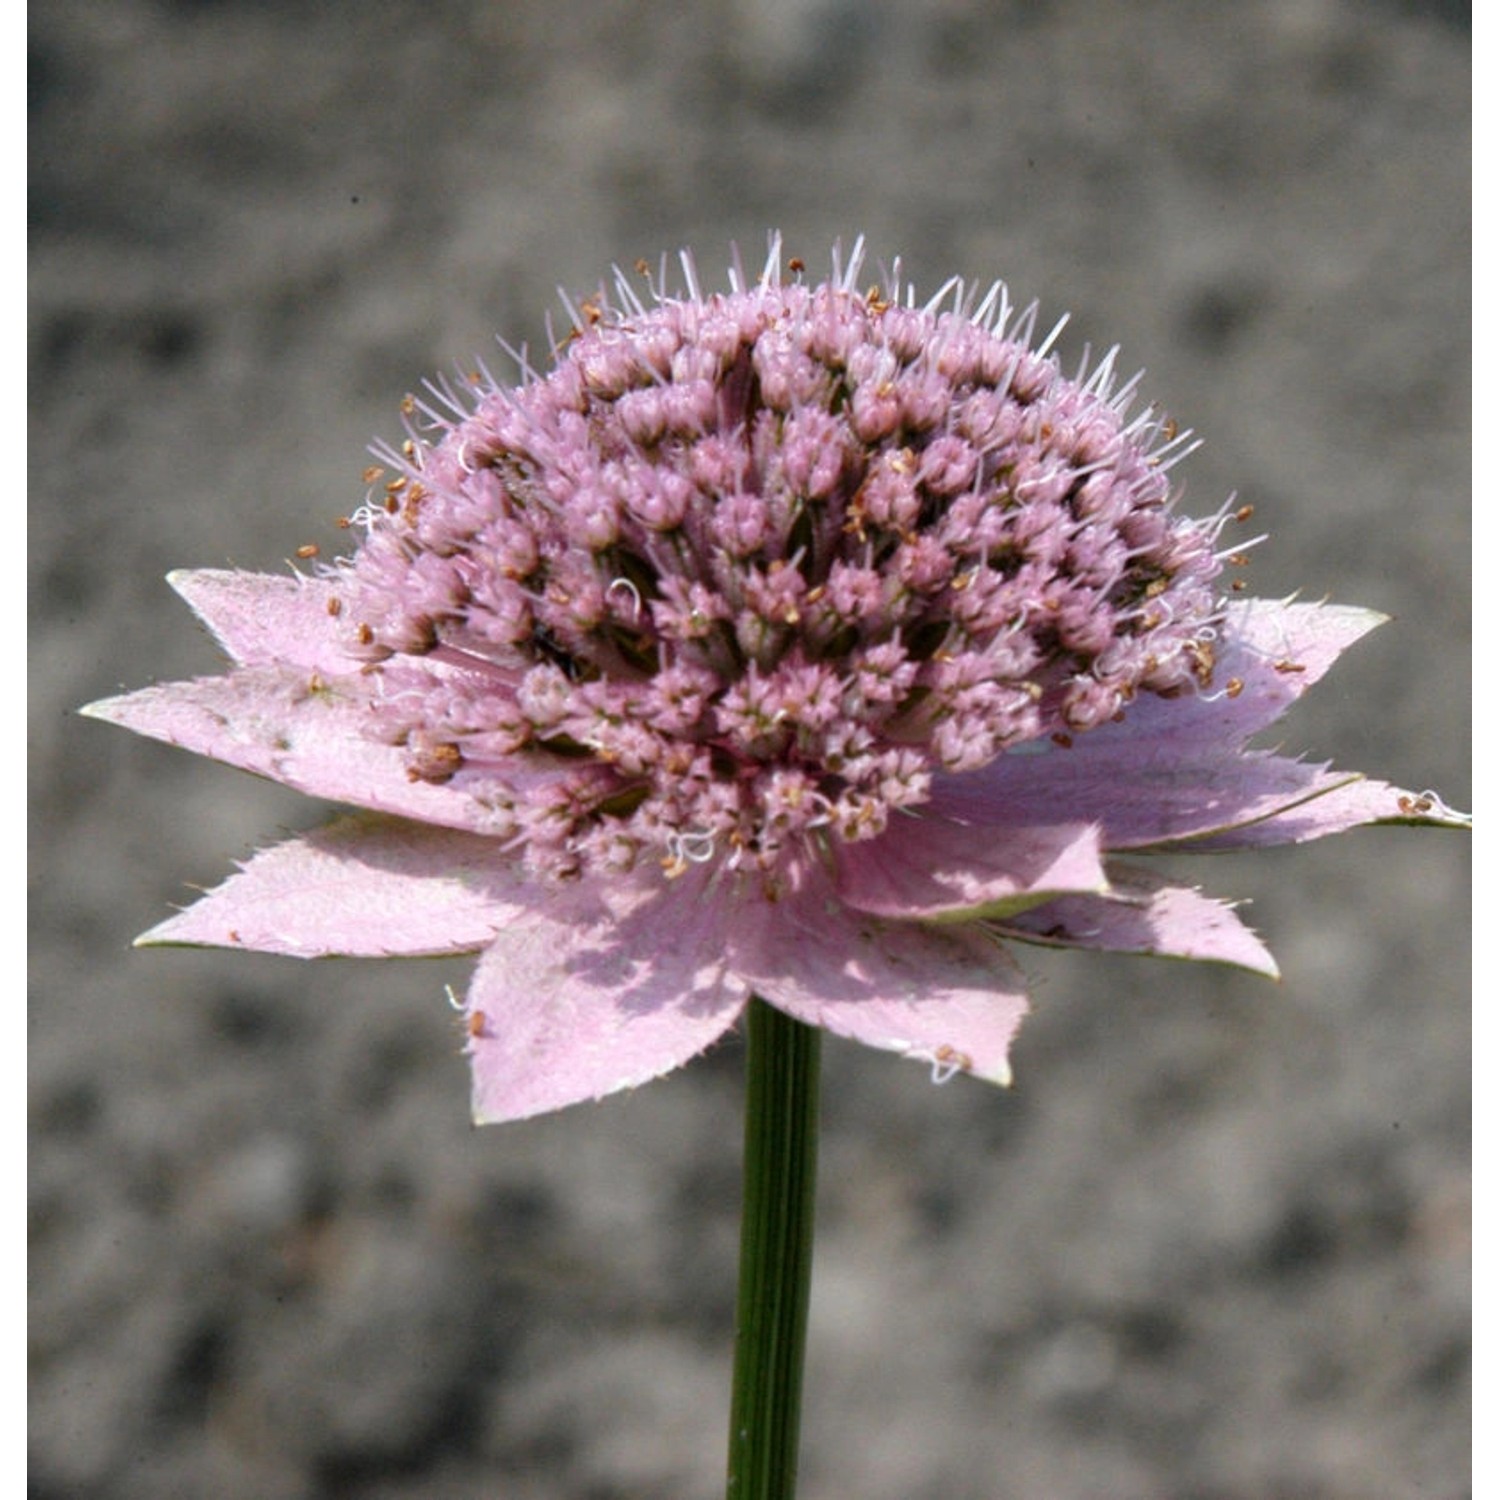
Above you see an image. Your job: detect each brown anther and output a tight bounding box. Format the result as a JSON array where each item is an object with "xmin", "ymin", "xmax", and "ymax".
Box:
[
  {"xmin": 467, "ymin": 1010, "xmax": 489, "ymax": 1039},
  {"xmin": 400, "ymin": 396, "xmax": 416, "ymax": 416},
  {"xmin": 362, "ymin": 465, "xmax": 385, "ymax": 485},
  {"xmin": 295, "ymin": 543, "xmax": 319, "ymax": 559},
  {"xmin": 1187, "ymin": 638, "xmax": 1216, "ymax": 686},
  {"xmin": 1051, "ymin": 732, "xmax": 1074, "ymax": 749},
  {"xmin": 932, "ymin": 1043, "xmax": 972, "ymax": 1069},
  {"xmin": 406, "ymin": 742, "xmax": 462, "ymax": 784},
  {"xmin": 579, "ymin": 296, "xmax": 603, "ymax": 326},
  {"xmin": 788, "ymin": 256, "xmax": 805, "ymax": 274},
  {"xmin": 1144, "ymin": 577, "xmax": 1168, "ymax": 598},
  {"xmin": 385, "ymin": 476, "xmax": 408, "ymax": 493},
  {"xmin": 804, "ymin": 585, "xmax": 826, "ymax": 605},
  {"xmin": 1231, "ymin": 579, "xmax": 1247, "ymax": 592},
  {"xmin": 307, "ymin": 673, "xmax": 325, "ymax": 694},
  {"xmin": 402, "ymin": 439, "xmax": 417, "ymax": 459},
  {"xmin": 337, "ymin": 516, "xmax": 353, "ymax": 529},
  {"xmin": 635, "ymin": 258, "xmax": 650, "ymax": 274},
  {"xmin": 843, "ymin": 485, "xmax": 871, "ymax": 540},
  {"xmin": 1227, "ymin": 552, "xmax": 1251, "ymax": 567},
  {"xmin": 1225, "ymin": 676, "xmax": 1244, "ymax": 698},
  {"xmin": 1273, "ymin": 660, "xmax": 1306, "ymax": 675},
  {"xmin": 841, "ymin": 499, "xmax": 866, "ymax": 538},
  {"xmin": 228, "ymin": 930, "xmax": 241, "ymax": 944},
  {"xmin": 384, "ymin": 495, "xmax": 400, "ymax": 514},
  {"xmin": 1160, "ymin": 416, "xmax": 1179, "ymax": 441},
  {"xmin": 356, "ymin": 623, "xmax": 375, "ymax": 645},
  {"xmin": 401, "ymin": 482, "xmax": 427, "ymax": 523},
  {"xmin": 1398, "ymin": 794, "xmax": 1435, "ymax": 816},
  {"xmin": 326, "ymin": 596, "xmax": 343, "ymax": 617},
  {"xmin": 1234, "ymin": 504, "xmax": 1255, "ymax": 523}
]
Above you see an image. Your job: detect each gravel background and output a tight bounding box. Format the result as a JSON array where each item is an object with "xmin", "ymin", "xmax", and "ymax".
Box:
[{"xmin": 31, "ymin": 2, "xmax": 1470, "ymax": 1497}]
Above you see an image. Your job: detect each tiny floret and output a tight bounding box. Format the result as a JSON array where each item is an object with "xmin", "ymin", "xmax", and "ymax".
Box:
[{"xmin": 82, "ymin": 237, "xmax": 1467, "ymax": 1123}]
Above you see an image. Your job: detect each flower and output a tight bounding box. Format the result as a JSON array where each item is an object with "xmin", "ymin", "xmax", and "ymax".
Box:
[{"xmin": 83, "ymin": 238, "xmax": 1466, "ymax": 1123}]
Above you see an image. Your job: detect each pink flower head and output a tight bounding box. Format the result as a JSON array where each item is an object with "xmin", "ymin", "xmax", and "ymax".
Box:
[{"xmin": 83, "ymin": 238, "xmax": 1467, "ymax": 1122}]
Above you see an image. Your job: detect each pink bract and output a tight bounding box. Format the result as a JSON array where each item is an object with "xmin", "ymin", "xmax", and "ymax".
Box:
[{"xmin": 83, "ymin": 240, "xmax": 1466, "ymax": 1123}]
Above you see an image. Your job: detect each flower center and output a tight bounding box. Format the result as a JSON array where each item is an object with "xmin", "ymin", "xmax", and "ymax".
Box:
[{"xmin": 332, "ymin": 254, "xmax": 1225, "ymax": 881}]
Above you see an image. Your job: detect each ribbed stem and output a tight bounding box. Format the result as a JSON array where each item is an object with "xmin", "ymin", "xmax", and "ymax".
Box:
[{"xmin": 725, "ymin": 997, "xmax": 822, "ymax": 1500}]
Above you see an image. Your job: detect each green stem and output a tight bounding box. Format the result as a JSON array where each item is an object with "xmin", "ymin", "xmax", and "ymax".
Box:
[{"xmin": 726, "ymin": 997, "xmax": 822, "ymax": 1500}]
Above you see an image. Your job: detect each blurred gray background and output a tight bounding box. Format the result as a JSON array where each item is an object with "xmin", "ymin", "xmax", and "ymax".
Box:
[{"xmin": 31, "ymin": 2, "xmax": 1470, "ymax": 1496}]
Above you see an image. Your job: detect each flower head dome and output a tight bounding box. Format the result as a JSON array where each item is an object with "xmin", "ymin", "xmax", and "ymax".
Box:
[
  {"xmin": 83, "ymin": 238, "xmax": 1466, "ymax": 1122},
  {"xmin": 340, "ymin": 239, "xmax": 1223, "ymax": 888}
]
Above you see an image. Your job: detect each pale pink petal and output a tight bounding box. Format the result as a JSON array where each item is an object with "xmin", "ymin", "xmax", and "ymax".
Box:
[
  {"xmin": 931, "ymin": 744, "xmax": 1364, "ymax": 851},
  {"xmin": 731, "ymin": 872, "xmax": 1029, "ymax": 1085},
  {"xmin": 81, "ymin": 670, "xmax": 500, "ymax": 833},
  {"xmin": 1080, "ymin": 598, "xmax": 1387, "ymax": 748},
  {"xmin": 925, "ymin": 599, "xmax": 1388, "ymax": 851},
  {"xmin": 465, "ymin": 870, "xmax": 749, "ymax": 1124},
  {"xmin": 1187, "ymin": 775, "xmax": 1471, "ymax": 849},
  {"xmin": 136, "ymin": 814, "xmax": 524, "ymax": 958},
  {"xmin": 167, "ymin": 568, "xmax": 350, "ymax": 673},
  {"xmin": 996, "ymin": 864, "xmax": 1280, "ymax": 977},
  {"xmin": 835, "ymin": 814, "xmax": 1106, "ymax": 921}
]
